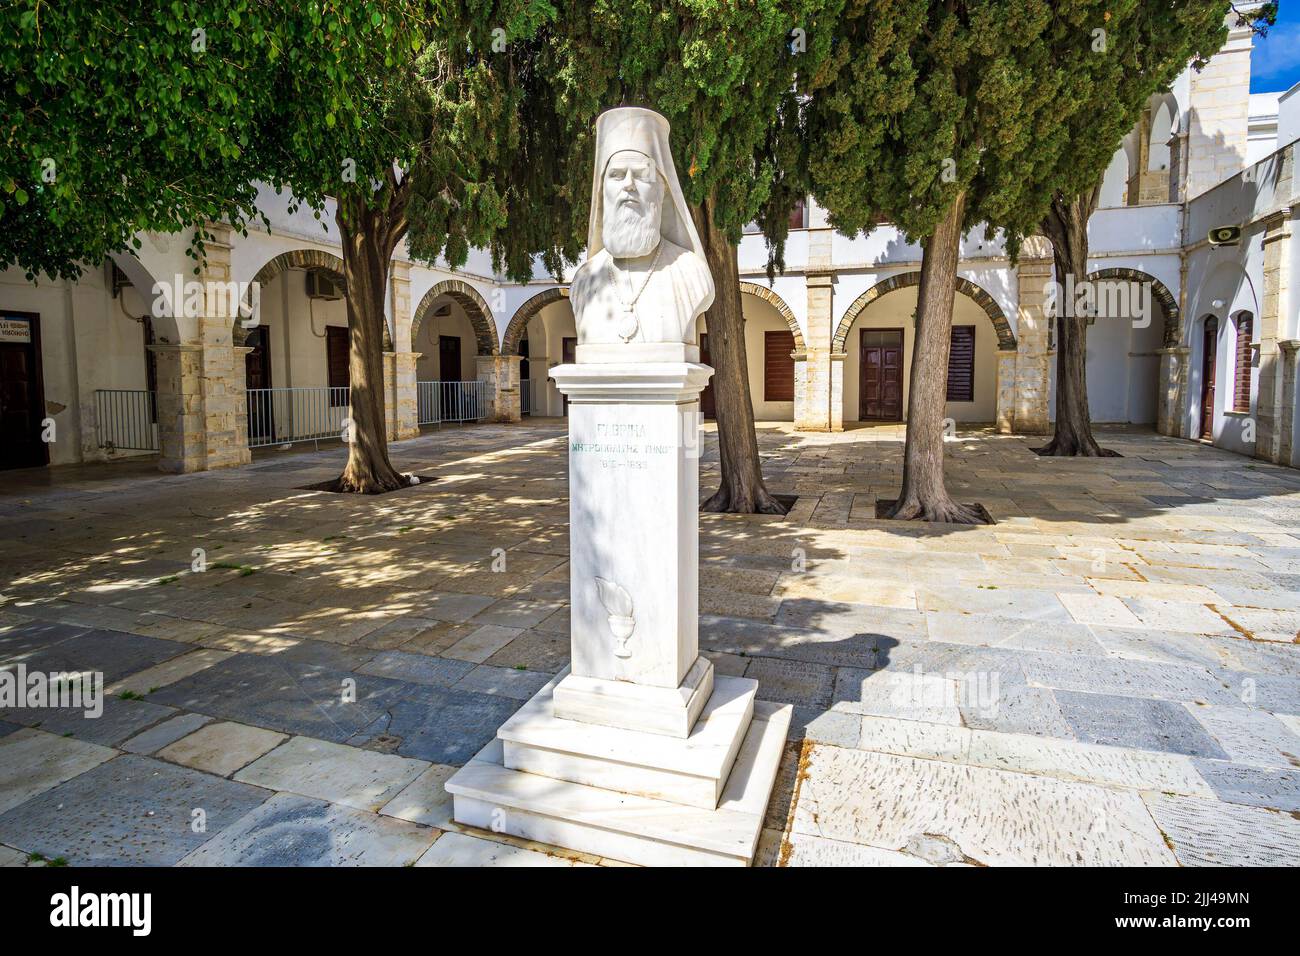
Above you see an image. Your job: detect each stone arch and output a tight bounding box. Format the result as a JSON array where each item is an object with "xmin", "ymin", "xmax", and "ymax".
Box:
[
  {"xmin": 834, "ymin": 272, "xmax": 1016, "ymax": 353},
  {"xmin": 237, "ymin": 249, "xmax": 391, "ymax": 348},
  {"xmin": 739, "ymin": 282, "xmax": 805, "ymax": 350},
  {"xmin": 502, "ymin": 287, "xmax": 569, "ymax": 355},
  {"xmin": 412, "ymin": 279, "xmax": 499, "ymax": 356},
  {"xmin": 108, "ymin": 251, "xmax": 181, "ymax": 343},
  {"xmin": 1086, "ymin": 268, "xmax": 1180, "ymax": 348}
]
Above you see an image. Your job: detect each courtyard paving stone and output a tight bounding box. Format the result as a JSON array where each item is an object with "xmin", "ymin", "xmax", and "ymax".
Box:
[
  {"xmin": 2, "ymin": 422, "xmax": 1299, "ymax": 866},
  {"xmin": 121, "ymin": 712, "xmax": 215, "ymax": 755},
  {"xmin": 157, "ymin": 721, "xmax": 288, "ymax": 777},
  {"xmin": 0, "ymin": 729, "xmax": 117, "ymax": 815},
  {"xmin": 146, "ymin": 654, "xmax": 415, "ymax": 743},
  {"xmin": 0, "ymin": 754, "xmax": 270, "ymax": 866},
  {"xmin": 414, "ymin": 831, "xmax": 587, "ymax": 867},
  {"xmin": 450, "ymin": 663, "xmax": 553, "ymax": 700},
  {"xmin": 1054, "ymin": 690, "xmax": 1230, "ymax": 757},
  {"xmin": 379, "ymin": 763, "xmax": 457, "ymax": 829},
  {"xmin": 1, "ymin": 695, "xmax": 176, "ymax": 747},
  {"xmin": 1191, "ymin": 760, "xmax": 1300, "ymax": 811},
  {"xmin": 793, "ymin": 745, "xmax": 1177, "ymax": 866},
  {"xmin": 357, "ymin": 649, "xmax": 475, "ymax": 687},
  {"xmin": 234, "ymin": 736, "xmax": 428, "ymax": 811},
  {"xmin": 1145, "ymin": 794, "xmax": 1300, "ymax": 866},
  {"xmin": 0, "ymin": 627, "xmax": 189, "ymax": 684},
  {"xmin": 1184, "ymin": 704, "xmax": 1300, "ymax": 768},
  {"xmin": 177, "ymin": 792, "xmax": 436, "ymax": 866},
  {"xmin": 345, "ymin": 688, "xmax": 520, "ymax": 765}
]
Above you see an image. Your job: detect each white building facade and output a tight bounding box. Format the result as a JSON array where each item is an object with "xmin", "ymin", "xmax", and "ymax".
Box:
[{"xmin": 1, "ymin": 18, "xmax": 1295, "ymax": 474}]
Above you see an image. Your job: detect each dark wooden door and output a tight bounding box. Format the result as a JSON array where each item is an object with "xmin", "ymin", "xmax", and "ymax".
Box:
[
  {"xmin": 0, "ymin": 312, "xmax": 48, "ymax": 469},
  {"xmin": 561, "ymin": 336, "xmax": 576, "ymax": 416},
  {"xmin": 1201, "ymin": 317, "xmax": 1218, "ymax": 439},
  {"xmin": 438, "ymin": 335, "xmax": 463, "ymax": 414},
  {"xmin": 860, "ymin": 328, "xmax": 904, "ymax": 422},
  {"xmin": 438, "ymin": 335, "xmax": 462, "ymax": 382},
  {"xmin": 244, "ymin": 325, "xmax": 274, "ymax": 441},
  {"xmin": 699, "ymin": 332, "xmax": 716, "ymax": 419}
]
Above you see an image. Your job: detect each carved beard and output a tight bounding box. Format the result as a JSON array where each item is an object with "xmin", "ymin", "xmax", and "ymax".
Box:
[{"xmin": 603, "ymin": 196, "xmax": 662, "ymax": 259}]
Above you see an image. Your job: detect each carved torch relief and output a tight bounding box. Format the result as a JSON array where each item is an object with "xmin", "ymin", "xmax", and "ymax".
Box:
[{"xmin": 595, "ymin": 576, "xmax": 635, "ymax": 661}]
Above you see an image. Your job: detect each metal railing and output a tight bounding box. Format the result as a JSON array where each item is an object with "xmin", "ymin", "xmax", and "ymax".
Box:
[
  {"xmin": 521, "ymin": 378, "xmax": 531, "ymax": 416},
  {"xmin": 246, "ymin": 386, "xmax": 351, "ymax": 448},
  {"xmin": 417, "ymin": 380, "xmax": 491, "ymax": 425},
  {"xmin": 95, "ymin": 389, "xmax": 159, "ymax": 451}
]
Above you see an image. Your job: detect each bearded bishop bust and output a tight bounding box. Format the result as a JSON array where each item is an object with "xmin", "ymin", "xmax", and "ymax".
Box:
[{"xmin": 570, "ymin": 108, "xmax": 715, "ymax": 361}]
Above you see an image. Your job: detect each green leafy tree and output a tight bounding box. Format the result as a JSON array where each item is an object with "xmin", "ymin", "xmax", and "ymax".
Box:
[
  {"xmin": 533, "ymin": 0, "xmax": 841, "ymax": 513},
  {"xmin": 1, "ymin": 2, "xmax": 415, "ymax": 278},
  {"xmin": 802, "ymin": 0, "xmax": 1139, "ymax": 521},
  {"xmin": 3, "ymin": 1, "xmax": 552, "ymax": 493},
  {"xmin": 275, "ymin": 2, "xmax": 556, "ymax": 492},
  {"xmin": 1032, "ymin": 1, "xmax": 1232, "ymax": 457}
]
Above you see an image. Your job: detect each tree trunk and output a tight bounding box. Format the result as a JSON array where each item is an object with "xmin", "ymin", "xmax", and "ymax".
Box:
[
  {"xmin": 888, "ymin": 191, "xmax": 984, "ymax": 523},
  {"xmin": 332, "ymin": 181, "xmax": 412, "ymax": 493},
  {"xmin": 1035, "ymin": 189, "xmax": 1117, "ymax": 457},
  {"xmin": 691, "ymin": 196, "xmax": 787, "ymax": 514}
]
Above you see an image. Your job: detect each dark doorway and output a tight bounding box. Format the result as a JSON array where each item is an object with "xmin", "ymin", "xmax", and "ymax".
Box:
[
  {"xmin": 561, "ymin": 336, "xmax": 576, "ymax": 416},
  {"xmin": 699, "ymin": 332, "xmax": 716, "ymax": 420},
  {"xmin": 1200, "ymin": 316, "xmax": 1218, "ymax": 440},
  {"xmin": 860, "ymin": 328, "xmax": 904, "ymax": 422},
  {"xmin": 438, "ymin": 335, "xmax": 462, "ymax": 382},
  {"xmin": 0, "ymin": 311, "xmax": 48, "ymax": 470},
  {"xmin": 439, "ymin": 334, "xmax": 463, "ymax": 416},
  {"xmin": 245, "ymin": 325, "xmax": 275, "ymax": 442}
]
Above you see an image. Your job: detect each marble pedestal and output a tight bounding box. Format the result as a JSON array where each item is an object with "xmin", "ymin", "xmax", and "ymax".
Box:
[{"xmin": 445, "ymin": 362, "xmax": 791, "ymax": 866}]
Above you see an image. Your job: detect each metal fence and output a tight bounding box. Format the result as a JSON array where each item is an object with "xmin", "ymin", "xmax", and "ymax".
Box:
[
  {"xmin": 95, "ymin": 383, "xmax": 490, "ymax": 455},
  {"xmin": 246, "ymin": 386, "xmax": 351, "ymax": 448},
  {"xmin": 417, "ymin": 380, "xmax": 491, "ymax": 425},
  {"xmin": 95, "ymin": 389, "xmax": 159, "ymax": 451},
  {"xmin": 520, "ymin": 378, "xmax": 531, "ymax": 416}
]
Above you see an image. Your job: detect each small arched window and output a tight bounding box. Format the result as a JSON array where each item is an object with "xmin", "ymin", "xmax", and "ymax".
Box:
[{"xmin": 1233, "ymin": 312, "xmax": 1254, "ymax": 413}]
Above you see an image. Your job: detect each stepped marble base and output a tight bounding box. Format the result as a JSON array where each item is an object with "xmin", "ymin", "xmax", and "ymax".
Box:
[
  {"xmin": 553, "ymin": 656, "xmax": 714, "ymax": 738},
  {"xmin": 502, "ymin": 668, "xmax": 752, "ymax": 808},
  {"xmin": 445, "ymin": 675, "xmax": 792, "ymax": 866}
]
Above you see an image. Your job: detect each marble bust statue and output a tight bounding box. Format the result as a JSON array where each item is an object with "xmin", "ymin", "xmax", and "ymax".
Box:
[{"xmin": 570, "ymin": 107, "xmax": 715, "ymax": 360}]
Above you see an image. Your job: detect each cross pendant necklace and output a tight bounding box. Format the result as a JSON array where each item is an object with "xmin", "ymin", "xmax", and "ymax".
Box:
[{"xmin": 612, "ymin": 246, "xmax": 662, "ymax": 342}]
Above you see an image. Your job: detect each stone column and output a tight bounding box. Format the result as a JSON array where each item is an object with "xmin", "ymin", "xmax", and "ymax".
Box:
[
  {"xmin": 382, "ymin": 351, "xmax": 398, "ymax": 441},
  {"xmin": 387, "ymin": 261, "xmax": 419, "ymax": 440},
  {"xmin": 196, "ymin": 224, "xmax": 252, "ymax": 470},
  {"xmin": 1013, "ymin": 248, "xmax": 1053, "ymax": 434},
  {"xmin": 995, "ymin": 349, "xmax": 1017, "ymax": 433},
  {"xmin": 149, "ymin": 344, "xmax": 205, "ymax": 473},
  {"xmin": 1255, "ymin": 192, "xmax": 1294, "ymax": 463},
  {"xmin": 796, "ymin": 269, "xmax": 837, "ymax": 431},
  {"xmin": 1156, "ymin": 347, "xmax": 1191, "ymax": 437},
  {"xmin": 1278, "ymin": 341, "xmax": 1299, "ymax": 468},
  {"xmin": 476, "ymin": 354, "xmax": 522, "ymax": 423}
]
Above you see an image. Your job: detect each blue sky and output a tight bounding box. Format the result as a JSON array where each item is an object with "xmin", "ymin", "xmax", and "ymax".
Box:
[{"xmin": 1250, "ymin": 2, "xmax": 1299, "ymax": 93}]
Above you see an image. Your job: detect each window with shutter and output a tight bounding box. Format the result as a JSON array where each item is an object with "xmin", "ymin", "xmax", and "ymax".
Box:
[
  {"xmin": 764, "ymin": 330, "xmax": 796, "ymax": 402},
  {"xmin": 946, "ymin": 325, "xmax": 975, "ymax": 402},
  {"xmin": 1233, "ymin": 313, "xmax": 1253, "ymax": 412},
  {"xmin": 326, "ymin": 326, "xmax": 350, "ymax": 406}
]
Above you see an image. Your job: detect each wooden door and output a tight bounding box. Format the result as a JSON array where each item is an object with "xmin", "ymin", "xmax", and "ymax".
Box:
[
  {"xmin": 860, "ymin": 328, "xmax": 904, "ymax": 422},
  {"xmin": 1200, "ymin": 317, "xmax": 1218, "ymax": 439},
  {"xmin": 439, "ymin": 335, "xmax": 462, "ymax": 415},
  {"xmin": 244, "ymin": 325, "xmax": 275, "ymax": 441},
  {"xmin": 561, "ymin": 336, "xmax": 576, "ymax": 416},
  {"xmin": 0, "ymin": 312, "xmax": 48, "ymax": 469},
  {"xmin": 699, "ymin": 332, "xmax": 716, "ymax": 420},
  {"xmin": 438, "ymin": 335, "xmax": 461, "ymax": 381}
]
